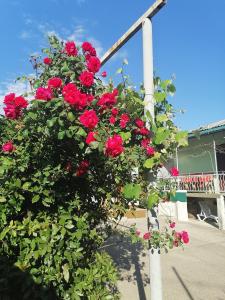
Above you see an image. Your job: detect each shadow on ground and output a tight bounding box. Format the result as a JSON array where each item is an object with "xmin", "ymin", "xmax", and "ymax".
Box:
[{"xmin": 104, "ymin": 231, "xmax": 150, "ymax": 300}]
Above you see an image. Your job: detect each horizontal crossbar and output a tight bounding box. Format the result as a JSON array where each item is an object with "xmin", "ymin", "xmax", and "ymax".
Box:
[{"xmin": 100, "ymin": 0, "xmax": 167, "ymax": 66}]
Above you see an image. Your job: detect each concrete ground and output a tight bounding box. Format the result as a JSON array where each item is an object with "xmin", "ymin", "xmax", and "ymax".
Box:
[{"xmin": 106, "ymin": 217, "xmax": 225, "ymax": 300}]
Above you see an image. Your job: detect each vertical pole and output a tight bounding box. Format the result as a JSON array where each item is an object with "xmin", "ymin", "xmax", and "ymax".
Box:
[
  {"xmin": 213, "ymin": 140, "xmax": 218, "ymax": 175},
  {"xmin": 213, "ymin": 140, "xmax": 225, "ymax": 230},
  {"xmin": 142, "ymin": 17, "xmax": 163, "ymax": 300},
  {"xmin": 176, "ymin": 147, "xmax": 179, "ymax": 170}
]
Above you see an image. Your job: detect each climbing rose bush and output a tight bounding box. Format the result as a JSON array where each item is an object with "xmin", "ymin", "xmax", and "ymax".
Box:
[{"xmin": 0, "ymin": 36, "xmax": 188, "ymax": 299}]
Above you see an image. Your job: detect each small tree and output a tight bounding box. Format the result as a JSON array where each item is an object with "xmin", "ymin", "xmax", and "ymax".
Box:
[{"xmin": 0, "ymin": 36, "xmax": 188, "ymax": 299}]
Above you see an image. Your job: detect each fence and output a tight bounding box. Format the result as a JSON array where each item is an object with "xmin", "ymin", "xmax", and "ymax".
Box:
[{"xmin": 160, "ymin": 172, "xmax": 225, "ymax": 194}]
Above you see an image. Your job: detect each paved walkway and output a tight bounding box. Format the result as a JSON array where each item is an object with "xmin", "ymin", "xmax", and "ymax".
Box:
[{"xmin": 106, "ymin": 217, "xmax": 225, "ymax": 300}]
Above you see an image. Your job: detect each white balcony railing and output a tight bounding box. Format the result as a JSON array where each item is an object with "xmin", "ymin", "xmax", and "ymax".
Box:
[{"xmin": 160, "ymin": 172, "xmax": 225, "ymax": 194}]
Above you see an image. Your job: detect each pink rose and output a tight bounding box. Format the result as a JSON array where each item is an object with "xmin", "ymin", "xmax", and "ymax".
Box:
[
  {"xmin": 79, "ymin": 71, "xmax": 94, "ymax": 87},
  {"xmin": 101, "ymin": 71, "xmax": 107, "ymax": 77},
  {"xmin": 119, "ymin": 113, "xmax": 130, "ymax": 129},
  {"xmin": 109, "ymin": 115, "xmax": 116, "ymax": 125},
  {"xmin": 181, "ymin": 231, "xmax": 189, "ymax": 244},
  {"xmin": 87, "ymin": 56, "xmax": 101, "ymax": 73},
  {"xmin": 2, "ymin": 141, "xmax": 15, "ymax": 153},
  {"xmin": 105, "ymin": 134, "xmax": 124, "ymax": 157},
  {"xmin": 141, "ymin": 138, "xmax": 150, "ymax": 148},
  {"xmin": 35, "ymin": 87, "xmax": 53, "ymax": 101},
  {"xmin": 146, "ymin": 146, "xmax": 155, "ymax": 156},
  {"xmin": 135, "ymin": 118, "xmax": 144, "ymax": 128},
  {"xmin": 169, "ymin": 221, "xmax": 176, "ymax": 229},
  {"xmin": 48, "ymin": 77, "xmax": 62, "ymax": 89},
  {"xmin": 79, "ymin": 110, "xmax": 99, "ymax": 129},
  {"xmin": 43, "ymin": 57, "xmax": 52, "ymax": 65},
  {"xmin": 143, "ymin": 232, "xmax": 151, "ymax": 240},
  {"xmin": 170, "ymin": 167, "xmax": 179, "ymax": 177},
  {"xmin": 3, "ymin": 93, "xmax": 15, "ymax": 105},
  {"xmin": 4, "ymin": 105, "xmax": 21, "ymax": 119},
  {"xmin": 98, "ymin": 90, "xmax": 117, "ymax": 107},
  {"xmin": 111, "ymin": 108, "xmax": 119, "ymax": 116},
  {"xmin": 64, "ymin": 41, "xmax": 78, "ymax": 56},
  {"xmin": 14, "ymin": 96, "xmax": 28, "ymax": 108},
  {"xmin": 86, "ymin": 132, "xmax": 97, "ymax": 144}
]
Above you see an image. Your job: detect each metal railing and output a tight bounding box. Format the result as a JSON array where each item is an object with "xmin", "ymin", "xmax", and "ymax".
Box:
[{"xmin": 159, "ymin": 172, "xmax": 225, "ymax": 194}]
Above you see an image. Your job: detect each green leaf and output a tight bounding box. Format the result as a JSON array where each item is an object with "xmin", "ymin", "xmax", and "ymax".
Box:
[
  {"xmin": 62, "ymin": 263, "xmax": 70, "ymax": 283},
  {"xmin": 123, "ymin": 183, "xmax": 141, "ymax": 199},
  {"xmin": 77, "ymin": 127, "xmax": 86, "ymax": 137},
  {"xmin": 0, "ymin": 196, "xmax": 6, "ymax": 203},
  {"xmin": 175, "ymin": 131, "xmax": 188, "ymax": 146},
  {"xmin": 67, "ymin": 112, "xmax": 75, "ymax": 122},
  {"xmin": 156, "ymin": 114, "xmax": 168, "ymax": 123},
  {"xmin": 143, "ymin": 157, "xmax": 155, "ymax": 169},
  {"xmin": 154, "ymin": 92, "xmax": 166, "ymax": 103},
  {"xmin": 32, "ymin": 195, "xmax": 40, "ymax": 203},
  {"xmin": 22, "ymin": 182, "xmax": 31, "ymax": 190},
  {"xmin": 89, "ymin": 141, "xmax": 99, "ymax": 149},
  {"xmin": 58, "ymin": 131, "xmax": 65, "ymax": 140},
  {"xmin": 123, "ymin": 58, "xmax": 128, "ymax": 65},
  {"xmin": 120, "ymin": 132, "xmax": 131, "ymax": 141},
  {"xmin": 116, "ymin": 68, "xmax": 123, "ymax": 74},
  {"xmin": 154, "ymin": 128, "xmax": 170, "ymax": 144},
  {"xmin": 147, "ymin": 192, "xmax": 159, "ymax": 209}
]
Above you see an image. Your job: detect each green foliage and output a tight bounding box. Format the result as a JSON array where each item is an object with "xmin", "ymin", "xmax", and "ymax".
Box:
[{"xmin": 0, "ymin": 36, "xmax": 187, "ymax": 298}]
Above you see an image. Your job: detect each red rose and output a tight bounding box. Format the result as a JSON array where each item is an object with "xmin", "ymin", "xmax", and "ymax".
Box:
[
  {"xmin": 35, "ymin": 87, "xmax": 53, "ymax": 101},
  {"xmin": 109, "ymin": 115, "xmax": 116, "ymax": 125},
  {"xmin": 105, "ymin": 134, "xmax": 124, "ymax": 157},
  {"xmin": 86, "ymin": 131, "xmax": 97, "ymax": 144},
  {"xmin": 141, "ymin": 138, "xmax": 150, "ymax": 148},
  {"xmin": 181, "ymin": 231, "xmax": 189, "ymax": 244},
  {"xmin": 79, "ymin": 110, "xmax": 99, "ymax": 129},
  {"xmin": 146, "ymin": 146, "xmax": 155, "ymax": 156},
  {"xmin": 4, "ymin": 105, "xmax": 21, "ymax": 119},
  {"xmin": 89, "ymin": 47, "xmax": 96, "ymax": 56},
  {"xmin": 43, "ymin": 57, "xmax": 52, "ymax": 65},
  {"xmin": 139, "ymin": 127, "xmax": 150, "ymax": 136},
  {"xmin": 82, "ymin": 42, "xmax": 93, "ymax": 52},
  {"xmin": 87, "ymin": 56, "xmax": 101, "ymax": 73},
  {"xmin": 136, "ymin": 230, "xmax": 141, "ymax": 236},
  {"xmin": 48, "ymin": 77, "xmax": 62, "ymax": 89},
  {"xmin": 170, "ymin": 167, "xmax": 179, "ymax": 177},
  {"xmin": 143, "ymin": 232, "xmax": 151, "ymax": 240},
  {"xmin": 2, "ymin": 141, "xmax": 15, "ymax": 153},
  {"xmin": 98, "ymin": 91, "xmax": 117, "ymax": 107},
  {"xmin": 101, "ymin": 71, "xmax": 107, "ymax": 77},
  {"xmin": 169, "ymin": 221, "xmax": 176, "ymax": 229},
  {"xmin": 79, "ymin": 71, "xmax": 94, "ymax": 87},
  {"xmin": 14, "ymin": 96, "xmax": 28, "ymax": 109},
  {"xmin": 85, "ymin": 54, "xmax": 91, "ymax": 61},
  {"xmin": 65, "ymin": 41, "xmax": 78, "ymax": 56},
  {"xmin": 3, "ymin": 93, "xmax": 15, "ymax": 105},
  {"xmin": 86, "ymin": 94, "xmax": 94, "ymax": 103},
  {"xmin": 63, "ymin": 85, "xmax": 88, "ymax": 110},
  {"xmin": 135, "ymin": 118, "xmax": 145, "ymax": 128},
  {"xmin": 119, "ymin": 113, "xmax": 130, "ymax": 129},
  {"xmin": 111, "ymin": 108, "xmax": 119, "ymax": 116},
  {"xmin": 62, "ymin": 83, "xmax": 77, "ymax": 96},
  {"xmin": 76, "ymin": 160, "xmax": 89, "ymax": 176}
]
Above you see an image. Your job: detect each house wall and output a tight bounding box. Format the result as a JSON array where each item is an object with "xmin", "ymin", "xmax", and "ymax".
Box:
[{"xmin": 177, "ymin": 130, "xmax": 225, "ymax": 174}]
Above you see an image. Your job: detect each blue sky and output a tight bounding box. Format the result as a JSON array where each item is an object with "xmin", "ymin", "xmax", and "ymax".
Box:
[{"xmin": 0, "ymin": 0, "xmax": 224, "ymax": 130}]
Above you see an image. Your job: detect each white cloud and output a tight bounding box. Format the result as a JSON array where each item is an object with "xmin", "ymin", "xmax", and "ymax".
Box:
[{"xmin": 19, "ymin": 31, "xmax": 32, "ymax": 40}]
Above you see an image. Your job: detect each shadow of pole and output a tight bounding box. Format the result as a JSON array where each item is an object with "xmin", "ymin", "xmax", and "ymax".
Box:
[{"xmin": 172, "ymin": 267, "xmax": 195, "ymax": 300}]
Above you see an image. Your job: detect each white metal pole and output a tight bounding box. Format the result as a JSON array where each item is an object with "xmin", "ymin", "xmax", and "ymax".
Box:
[{"xmin": 142, "ymin": 17, "xmax": 163, "ymax": 300}]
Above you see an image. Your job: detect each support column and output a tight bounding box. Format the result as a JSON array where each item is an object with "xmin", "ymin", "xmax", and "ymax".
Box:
[
  {"xmin": 217, "ymin": 195, "xmax": 225, "ymax": 230},
  {"xmin": 142, "ymin": 17, "xmax": 163, "ymax": 300}
]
